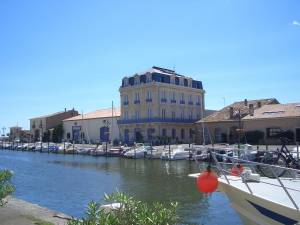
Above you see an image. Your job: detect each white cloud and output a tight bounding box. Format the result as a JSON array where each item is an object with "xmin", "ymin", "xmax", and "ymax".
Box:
[{"xmin": 292, "ymin": 20, "xmax": 300, "ymax": 26}]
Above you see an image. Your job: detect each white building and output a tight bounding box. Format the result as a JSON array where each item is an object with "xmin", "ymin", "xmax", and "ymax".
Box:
[{"xmin": 63, "ymin": 108, "xmax": 121, "ymax": 144}]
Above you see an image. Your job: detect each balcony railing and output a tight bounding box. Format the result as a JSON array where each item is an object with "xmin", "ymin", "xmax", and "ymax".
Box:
[
  {"xmin": 196, "ymin": 102, "xmax": 201, "ymax": 106},
  {"xmin": 146, "ymin": 98, "xmax": 152, "ymax": 103},
  {"xmin": 123, "ymin": 101, "xmax": 129, "ymax": 106},
  {"xmin": 118, "ymin": 118, "xmax": 198, "ymax": 124},
  {"xmin": 188, "ymin": 101, "xmax": 193, "ymax": 105},
  {"xmin": 171, "ymin": 99, "xmax": 176, "ymax": 103},
  {"xmin": 161, "ymin": 98, "xmax": 167, "ymax": 103},
  {"xmin": 134, "ymin": 100, "xmax": 140, "ymax": 104},
  {"xmin": 180, "ymin": 100, "xmax": 185, "ymax": 104}
]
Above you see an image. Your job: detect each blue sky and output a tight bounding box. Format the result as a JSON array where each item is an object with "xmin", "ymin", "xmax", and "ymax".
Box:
[{"xmin": 1, "ymin": 0, "xmax": 300, "ymax": 131}]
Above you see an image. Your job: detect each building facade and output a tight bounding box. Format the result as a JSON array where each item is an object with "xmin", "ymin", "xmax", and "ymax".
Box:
[
  {"xmin": 9, "ymin": 126, "xmax": 31, "ymax": 142},
  {"xmin": 118, "ymin": 66, "xmax": 205, "ymax": 144},
  {"xmin": 30, "ymin": 108, "xmax": 79, "ymax": 141},
  {"xmin": 63, "ymin": 108, "xmax": 121, "ymax": 144},
  {"xmin": 195, "ymin": 98, "xmax": 279, "ymax": 144},
  {"xmin": 243, "ymin": 103, "xmax": 300, "ymax": 144}
]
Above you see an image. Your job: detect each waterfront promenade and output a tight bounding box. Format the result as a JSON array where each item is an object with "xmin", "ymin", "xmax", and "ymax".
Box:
[{"xmin": 0, "ymin": 197, "xmax": 70, "ymax": 225}]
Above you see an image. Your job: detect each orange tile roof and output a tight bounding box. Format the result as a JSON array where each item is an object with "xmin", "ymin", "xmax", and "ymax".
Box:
[{"xmin": 63, "ymin": 108, "xmax": 121, "ymax": 121}]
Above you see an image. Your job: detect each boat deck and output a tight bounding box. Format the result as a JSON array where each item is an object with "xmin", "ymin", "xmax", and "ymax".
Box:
[{"xmin": 189, "ymin": 173, "xmax": 300, "ymax": 210}]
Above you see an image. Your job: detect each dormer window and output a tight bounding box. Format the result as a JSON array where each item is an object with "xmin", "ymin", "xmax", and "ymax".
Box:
[
  {"xmin": 263, "ymin": 111, "xmax": 285, "ymax": 115},
  {"xmin": 146, "ymin": 73, "xmax": 152, "ymax": 83},
  {"xmin": 134, "ymin": 75, "xmax": 140, "ymax": 85}
]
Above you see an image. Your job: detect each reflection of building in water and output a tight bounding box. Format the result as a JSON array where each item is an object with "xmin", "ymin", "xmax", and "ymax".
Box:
[{"xmin": 117, "ymin": 159, "xmax": 202, "ymax": 206}]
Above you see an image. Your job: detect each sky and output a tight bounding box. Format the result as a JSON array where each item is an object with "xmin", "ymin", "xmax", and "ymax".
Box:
[{"xmin": 0, "ymin": 0, "xmax": 300, "ymax": 131}]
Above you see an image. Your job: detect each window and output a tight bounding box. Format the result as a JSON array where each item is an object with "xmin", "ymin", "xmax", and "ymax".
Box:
[
  {"xmin": 146, "ymin": 74, "xmax": 152, "ymax": 82},
  {"xmin": 196, "ymin": 96, "xmax": 201, "ymax": 106},
  {"xmin": 172, "ymin": 111, "xmax": 176, "ymax": 120},
  {"xmin": 135, "ymin": 92, "xmax": 140, "ymax": 101},
  {"xmin": 162, "ymin": 129, "xmax": 167, "ymax": 137},
  {"xmin": 161, "ymin": 109, "xmax": 166, "ymax": 119},
  {"xmin": 181, "ymin": 110, "xmax": 184, "ymax": 120},
  {"xmin": 266, "ymin": 128, "xmax": 281, "ymax": 138},
  {"xmin": 124, "ymin": 111, "xmax": 129, "ymax": 120},
  {"xmin": 184, "ymin": 79, "xmax": 188, "ymax": 86},
  {"xmin": 135, "ymin": 111, "xmax": 140, "ymax": 120},
  {"xmin": 172, "ymin": 129, "xmax": 176, "ymax": 139},
  {"xmin": 123, "ymin": 95, "xmax": 129, "ymax": 105},
  {"xmin": 161, "ymin": 89, "xmax": 166, "ymax": 101},
  {"xmin": 181, "ymin": 129, "xmax": 185, "ymax": 139},
  {"xmin": 67, "ymin": 132, "xmax": 70, "ymax": 139},
  {"xmin": 189, "ymin": 129, "xmax": 194, "ymax": 139},
  {"xmin": 180, "ymin": 93, "xmax": 185, "ymax": 104},
  {"xmin": 189, "ymin": 111, "xmax": 193, "ymax": 120},
  {"xmin": 147, "ymin": 108, "xmax": 152, "ymax": 119},
  {"xmin": 175, "ymin": 77, "xmax": 179, "ymax": 85},
  {"xmin": 188, "ymin": 95, "xmax": 193, "ymax": 105},
  {"xmin": 147, "ymin": 90, "xmax": 152, "ymax": 99},
  {"xmin": 134, "ymin": 92, "xmax": 140, "ymax": 104},
  {"xmin": 134, "ymin": 76, "xmax": 140, "ymax": 85},
  {"xmin": 172, "ymin": 92, "xmax": 176, "ymax": 100}
]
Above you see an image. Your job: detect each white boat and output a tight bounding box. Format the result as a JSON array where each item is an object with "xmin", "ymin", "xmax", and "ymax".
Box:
[
  {"xmin": 189, "ymin": 152, "xmax": 300, "ymax": 225},
  {"xmin": 161, "ymin": 145, "xmax": 190, "ymax": 160},
  {"xmin": 124, "ymin": 144, "xmax": 150, "ymax": 159}
]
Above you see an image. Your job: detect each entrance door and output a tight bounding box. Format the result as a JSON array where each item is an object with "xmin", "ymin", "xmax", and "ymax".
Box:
[
  {"xmin": 124, "ymin": 129, "xmax": 129, "ymax": 143},
  {"xmin": 100, "ymin": 127, "xmax": 109, "ymax": 142},
  {"xmin": 296, "ymin": 128, "xmax": 300, "ymax": 142}
]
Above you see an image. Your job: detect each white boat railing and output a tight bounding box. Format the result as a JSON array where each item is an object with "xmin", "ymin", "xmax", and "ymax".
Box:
[{"xmin": 210, "ymin": 151, "xmax": 300, "ymax": 210}]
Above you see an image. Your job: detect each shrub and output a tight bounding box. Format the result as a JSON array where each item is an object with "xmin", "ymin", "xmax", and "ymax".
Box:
[
  {"xmin": 245, "ymin": 130, "xmax": 264, "ymax": 144},
  {"xmin": 68, "ymin": 192, "xmax": 179, "ymax": 225},
  {"xmin": 0, "ymin": 169, "xmax": 14, "ymax": 206}
]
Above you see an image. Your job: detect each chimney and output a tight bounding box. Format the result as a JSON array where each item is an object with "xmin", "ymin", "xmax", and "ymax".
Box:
[
  {"xmin": 244, "ymin": 99, "xmax": 248, "ymax": 106},
  {"xmin": 257, "ymin": 101, "xmax": 261, "ymax": 108},
  {"xmin": 249, "ymin": 104, "xmax": 254, "ymax": 116},
  {"xmin": 65, "ymin": 108, "xmax": 67, "ymax": 112},
  {"xmin": 229, "ymin": 107, "xmax": 234, "ymax": 119}
]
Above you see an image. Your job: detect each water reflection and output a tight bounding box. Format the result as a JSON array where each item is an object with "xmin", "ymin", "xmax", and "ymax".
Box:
[{"xmin": 0, "ymin": 150, "xmax": 241, "ymax": 225}]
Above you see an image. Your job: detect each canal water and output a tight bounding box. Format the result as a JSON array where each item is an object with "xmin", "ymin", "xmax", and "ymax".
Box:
[{"xmin": 0, "ymin": 149, "xmax": 242, "ymax": 225}]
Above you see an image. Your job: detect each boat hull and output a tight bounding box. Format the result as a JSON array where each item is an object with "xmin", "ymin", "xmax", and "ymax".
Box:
[{"xmin": 218, "ymin": 181, "xmax": 300, "ymax": 225}]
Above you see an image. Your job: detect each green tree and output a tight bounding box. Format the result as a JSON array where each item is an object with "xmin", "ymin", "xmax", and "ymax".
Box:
[
  {"xmin": 68, "ymin": 192, "xmax": 179, "ymax": 225},
  {"xmin": 0, "ymin": 170, "xmax": 14, "ymax": 206},
  {"xmin": 52, "ymin": 124, "xmax": 64, "ymax": 143}
]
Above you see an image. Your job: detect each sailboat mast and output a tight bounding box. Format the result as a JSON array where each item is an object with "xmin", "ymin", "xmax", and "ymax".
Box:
[{"xmin": 111, "ymin": 101, "xmax": 114, "ymax": 144}]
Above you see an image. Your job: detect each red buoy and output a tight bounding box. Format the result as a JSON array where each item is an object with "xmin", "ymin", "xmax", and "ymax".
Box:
[
  {"xmin": 196, "ymin": 170, "xmax": 218, "ymax": 193},
  {"xmin": 230, "ymin": 164, "xmax": 244, "ymax": 176}
]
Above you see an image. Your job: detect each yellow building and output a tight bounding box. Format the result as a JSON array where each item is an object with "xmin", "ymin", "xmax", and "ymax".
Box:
[{"xmin": 118, "ymin": 66, "xmax": 205, "ymax": 144}]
